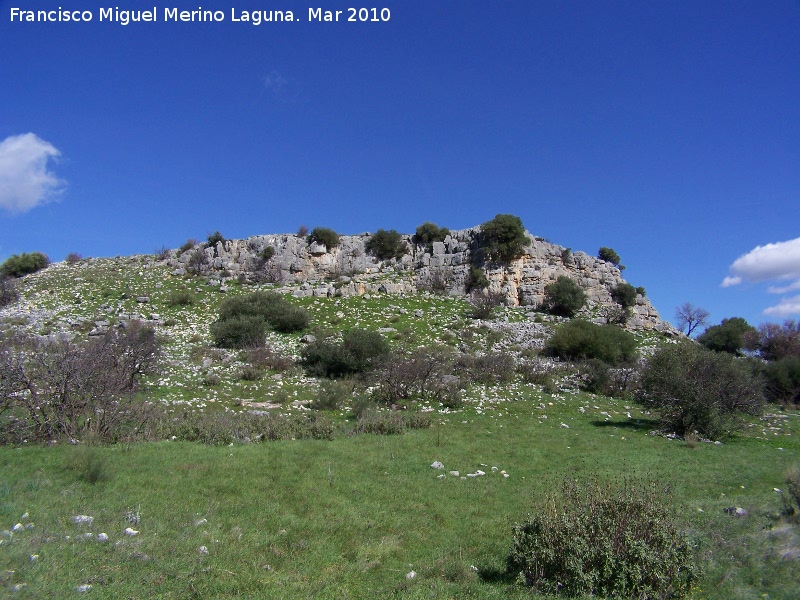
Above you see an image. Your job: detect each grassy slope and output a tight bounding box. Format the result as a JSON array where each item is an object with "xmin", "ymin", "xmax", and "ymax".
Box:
[{"xmin": 0, "ymin": 257, "xmax": 798, "ymax": 598}]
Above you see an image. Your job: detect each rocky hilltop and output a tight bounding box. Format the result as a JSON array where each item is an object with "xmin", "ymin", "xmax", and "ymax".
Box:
[{"xmin": 167, "ymin": 228, "xmax": 672, "ymax": 332}]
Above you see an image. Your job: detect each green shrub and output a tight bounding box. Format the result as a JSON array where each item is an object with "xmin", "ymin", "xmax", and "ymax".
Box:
[
  {"xmin": 365, "ymin": 229, "xmax": 407, "ymax": 260},
  {"xmin": 211, "ymin": 291, "xmax": 309, "ymax": 348},
  {"xmin": 177, "ymin": 239, "xmax": 198, "ymax": 255},
  {"xmin": 636, "ymin": 286, "xmax": 646, "ymax": 296},
  {"xmin": 545, "ymin": 320, "xmax": 637, "ymax": 365},
  {"xmin": 312, "ymin": 379, "xmax": 354, "ymax": 410},
  {"xmin": 465, "ymin": 265, "xmax": 489, "ymax": 293},
  {"xmin": 67, "ymin": 446, "xmax": 109, "ymax": 484},
  {"xmin": 239, "ymin": 365, "xmax": 263, "ymax": 381},
  {"xmin": 207, "ymin": 231, "xmax": 226, "ymax": 247},
  {"xmin": 508, "ymin": 476, "xmax": 697, "ymax": 598},
  {"xmin": 750, "ymin": 320, "xmax": 800, "ymax": 361},
  {"xmin": 467, "ymin": 291, "xmax": 503, "ymax": 320},
  {"xmin": 456, "ymin": 352, "xmax": 515, "ymax": 384},
  {"xmin": 637, "ymin": 342, "xmax": 765, "ymax": 438},
  {"xmin": 0, "ymin": 252, "xmax": 49, "ymax": 278},
  {"xmin": 697, "ymin": 317, "xmax": 756, "ymax": 355},
  {"xmin": 762, "ymin": 356, "xmax": 800, "ymax": 405},
  {"xmin": 611, "ymin": 282, "xmax": 638, "ymax": 309},
  {"xmin": 598, "ymin": 246, "xmax": 624, "ymax": 269},
  {"xmin": 166, "ymin": 290, "xmax": 194, "ymax": 306},
  {"xmin": 301, "ymin": 329, "xmax": 389, "ymax": 377},
  {"xmin": 478, "ymin": 214, "xmax": 528, "ymax": 262},
  {"xmin": 542, "ymin": 276, "xmax": 586, "ymax": 318},
  {"xmin": 307, "ymin": 227, "xmax": 340, "ymax": 249},
  {"xmin": 65, "ymin": 252, "xmax": 82, "ymax": 265},
  {"xmin": 413, "ymin": 222, "xmax": 450, "ymax": 246},
  {"xmin": 210, "ymin": 314, "xmax": 267, "ymax": 348},
  {"xmin": 260, "ymin": 246, "xmax": 276, "ymax": 261}
]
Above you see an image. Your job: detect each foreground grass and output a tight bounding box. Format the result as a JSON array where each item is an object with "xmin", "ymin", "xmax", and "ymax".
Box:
[{"xmin": 1, "ymin": 394, "xmax": 798, "ymax": 599}]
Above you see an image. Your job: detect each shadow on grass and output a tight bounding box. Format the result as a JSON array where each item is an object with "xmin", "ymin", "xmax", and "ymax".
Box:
[
  {"xmin": 477, "ymin": 565, "xmax": 516, "ymax": 585},
  {"xmin": 590, "ymin": 418, "xmax": 660, "ymax": 432}
]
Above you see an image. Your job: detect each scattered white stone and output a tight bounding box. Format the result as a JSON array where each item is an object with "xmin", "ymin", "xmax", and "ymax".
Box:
[
  {"xmin": 466, "ymin": 473, "xmax": 478, "ymax": 478},
  {"xmin": 12, "ymin": 523, "xmax": 23, "ymax": 532},
  {"xmin": 448, "ymin": 471, "xmax": 460, "ymax": 477},
  {"xmin": 503, "ymin": 473, "xmax": 510, "ymax": 478},
  {"xmin": 82, "ymin": 532, "xmax": 93, "ymax": 539},
  {"xmin": 97, "ymin": 533, "xmax": 109, "ymax": 542},
  {"xmin": 406, "ymin": 570, "xmax": 416, "ymax": 580},
  {"xmin": 20, "ymin": 512, "xmax": 28, "ymax": 520},
  {"xmin": 12, "ymin": 584, "xmax": 26, "ymax": 592},
  {"xmin": 73, "ymin": 515, "xmax": 93, "ymax": 525},
  {"xmin": 124, "ymin": 527, "xmax": 139, "ymax": 536},
  {"xmin": 560, "ymin": 423, "xmax": 570, "ymax": 429},
  {"xmin": 774, "ymin": 488, "xmax": 783, "ymax": 493},
  {"xmin": 491, "ymin": 466, "xmax": 498, "ymax": 472},
  {"xmin": 194, "ymin": 518, "xmax": 208, "ymax": 526},
  {"xmin": 76, "ymin": 584, "xmax": 92, "ymax": 592},
  {"xmin": 475, "ymin": 470, "xmax": 486, "ymax": 476},
  {"xmin": 430, "ymin": 461, "xmax": 445, "ymax": 470},
  {"xmin": 437, "ymin": 473, "xmax": 446, "ymax": 479},
  {"xmin": 199, "ymin": 545, "xmax": 209, "ymax": 555},
  {"xmin": 29, "ymin": 554, "xmax": 38, "ymax": 562}
]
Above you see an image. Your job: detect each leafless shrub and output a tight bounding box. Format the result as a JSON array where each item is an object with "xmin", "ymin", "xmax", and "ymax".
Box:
[
  {"xmin": 245, "ymin": 344, "xmax": 295, "ymax": 372},
  {"xmin": 0, "ymin": 322, "xmax": 161, "ymax": 444},
  {"xmin": 373, "ymin": 347, "xmax": 461, "ymax": 407},
  {"xmin": 467, "ymin": 291, "xmax": 505, "ymax": 320},
  {"xmin": 0, "ymin": 277, "xmax": 18, "ymax": 307},
  {"xmin": 456, "ymin": 351, "xmax": 515, "ymax": 384}
]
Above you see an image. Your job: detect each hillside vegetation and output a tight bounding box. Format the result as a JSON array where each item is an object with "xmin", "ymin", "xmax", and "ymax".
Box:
[{"xmin": 0, "ymin": 235, "xmax": 798, "ymax": 598}]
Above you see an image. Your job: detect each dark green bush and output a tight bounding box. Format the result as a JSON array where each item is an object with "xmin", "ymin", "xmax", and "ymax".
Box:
[
  {"xmin": 206, "ymin": 231, "xmax": 226, "ymax": 247},
  {"xmin": 479, "ymin": 214, "xmax": 528, "ymax": 262},
  {"xmin": 637, "ymin": 342, "xmax": 765, "ymax": 438},
  {"xmin": 611, "ymin": 282, "xmax": 638, "ymax": 309},
  {"xmin": 301, "ymin": 329, "xmax": 389, "ymax": 377},
  {"xmin": 413, "ymin": 222, "xmax": 450, "ymax": 246},
  {"xmin": 698, "ymin": 317, "xmax": 756, "ymax": 355},
  {"xmin": 260, "ymin": 246, "xmax": 276, "ymax": 261},
  {"xmin": 508, "ymin": 477, "xmax": 697, "ymax": 598},
  {"xmin": 545, "ymin": 320, "xmax": 637, "ymax": 365},
  {"xmin": 177, "ymin": 239, "xmax": 198, "ymax": 255},
  {"xmin": 598, "ymin": 246, "xmax": 624, "ymax": 269},
  {"xmin": 307, "ymin": 227, "xmax": 340, "ymax": 249},
  {"xmin": 0, "ymin": 252, "xmax": 49, "ymax": 278},
  {"xmin": 636, "ymin": 286, "xmax": 646, "ymax": 296},
  {"xmin": 211, "ymin": 292, "xmax": 309, "ymax": 348},
  {"xmin": 365, "ymin": 229, "xmax": 407, "ymax": 260},
  {"xmin": 542, "ymin": 276, "xmax": 586, "ymax": 318},
  {"xmin": 465, "ymin": 265, "xmax": 489, "ymax": 293},
  {"xmin": 762, "ymin": 356, "xmax": 800, "ymax": 405}
]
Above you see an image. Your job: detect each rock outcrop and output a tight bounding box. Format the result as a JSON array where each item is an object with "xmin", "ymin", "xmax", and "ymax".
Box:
[{"xmin": 167, "ymin": 228, "xmax": 672, "ymax": 331}]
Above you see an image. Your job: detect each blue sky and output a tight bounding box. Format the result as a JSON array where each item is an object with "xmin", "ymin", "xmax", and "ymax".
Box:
[{"xmin": 1, "ymin": 0, "xmax": 799, "ymax": 330}]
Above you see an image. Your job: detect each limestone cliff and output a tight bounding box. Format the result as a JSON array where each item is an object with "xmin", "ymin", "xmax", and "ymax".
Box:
[{"xmin": 167, "ymin": 228, "xmax": 672, "ymax": 332}]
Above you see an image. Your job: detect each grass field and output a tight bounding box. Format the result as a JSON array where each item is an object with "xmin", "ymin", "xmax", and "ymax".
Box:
[{"xmin": 1, "ymin": 256, "xmax": 799, "ymax": 598}]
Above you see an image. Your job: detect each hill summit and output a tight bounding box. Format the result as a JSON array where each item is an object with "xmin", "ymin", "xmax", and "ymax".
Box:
[{"xmin": 166, "ymin": 226, "xmax": 672, "ymax": 332}]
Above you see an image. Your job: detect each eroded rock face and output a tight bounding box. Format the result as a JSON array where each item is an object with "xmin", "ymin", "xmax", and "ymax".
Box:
[{"xmin": 166, "ymin": 228, "xmax": 672, "ymax": 331}]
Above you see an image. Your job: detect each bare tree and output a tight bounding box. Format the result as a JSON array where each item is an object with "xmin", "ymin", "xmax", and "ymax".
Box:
[{"xmin": 675, "ymin": 302, "xmax": 710, "ymax": 336}]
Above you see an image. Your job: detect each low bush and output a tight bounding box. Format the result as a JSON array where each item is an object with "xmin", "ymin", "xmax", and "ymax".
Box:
[
  {"xmin": 301, "ymin": 329, "xmax": 389, "ymax": 378},
  {"xmin": 762, "ymin": 356, "xmax": 800, "ymax": 405},
  {"xmin": 542, "ymin": 276, "xmax": 586, "ymax": 318},
  {"xmin": 637, "ymin": 342, "xmax": 765, "ymax": 439},
  {"xmin": 0, "ymin": 252, "xmax": 49, "ymax": 278},
  {"xmin": 177, "ymin": 239, "xmax": 198, "ymax": 255},
  {"xmin": 211, "ymin": 292, "xmax": 309, "ymax": 348},
  {"xmin": 206, "ymin": 230, "xmax": 226, "ymax": 248},
  {"xmin": 456, "ymin": 351, "xmax": 515, "ymax": 385},
  {"xmin": 65, "ymin": 252, "xmax": 83, "ymax": 265},
  {"xmin": 245, "ymin": 344, "xmax": 295, "ymax": 372},
  {"xmin": 166, "ymin": 290, "xmax": 194, "ymax": 306},
  {"xmin": 465, "ymin": 266, "xmax": 489, "ymax": 293},
  {"xmin": 312, "ymin": 379, "xmax": 354, "ymax": 410},
  {"xmin": 545, "ymin": 320, "xmax": 637, "ymax": 366},
  {"xmin": 307, "ymin": 227, "xmax": 340, "ymax": 249},
  {"xmin": 365, "ymin": 229, "xmax": 407, "ymax": 260},
  {"xmin": 467, "ymin": 291, "xmax": 504, "ymax": 320},
  {"xmin": 508, "ymin": 476, "xmax": 697, "ymax": 598},
  {"xmin": 0, "ymin": 323, "xmax": 161, "ymax": 444},
  {"xmin": 372, "ymin": 347, "xmax": 460, "ymax": 407},
  {"xmin": 784, "ymin": 464, "xmax": 800, "ymax": 521}
]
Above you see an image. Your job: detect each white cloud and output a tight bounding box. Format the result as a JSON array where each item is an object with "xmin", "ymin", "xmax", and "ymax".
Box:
[
  {"xmin": 767, "ymin": 280, "xmax": 800, "ymax": 294},
  {"xmin": 0, "ymin": 133, "xmax": 66, "ymax": 214},
  {"xmin": 721, "ymin": 275, "xmax": 742, "ymax": 288},
  {"xmin": 764, "ymin": 294, "xmax": 800, "ymax": 317},
  {"xmin": 725, "ymin": 237, "xmax": 800, "ymax": 284}
]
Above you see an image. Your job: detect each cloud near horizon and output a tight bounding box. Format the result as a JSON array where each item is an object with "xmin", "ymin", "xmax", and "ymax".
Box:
[
  {"xmin": 722, "ymin": 237, "xmax": 800, "ymax": 316},
  {"xmin": 0, "ymin": 133, "xmax": 66, "ymax": 214}
]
